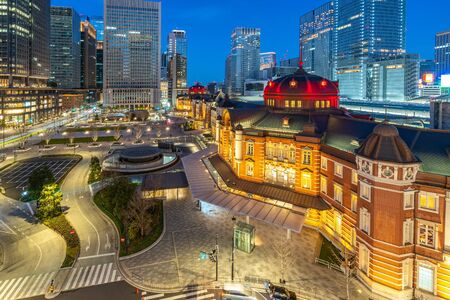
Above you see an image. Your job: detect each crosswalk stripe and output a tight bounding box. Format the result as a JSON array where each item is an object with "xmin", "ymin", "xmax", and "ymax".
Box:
[
  {"xmin": 102, "ymin": 263, "xmax": 113, "ymax": 284},
  {"xmin": 163, "ymin": 290, "xmax": 208, "ymax": 300},
  {"xmin": 64, "ymin": 268, "xmax": 77, "ymax": 290},
  {"xmin": 90, "ymin": 264, "xmax": 101, "ymax": 286},
  {"xmin": 35, "ymin": 272, "xmax": 54, "ymax": 296},
  {"xmin": 23, "ymin": 273, "xmax": 43, "ymax": 298},
  {"xmin": 195, "ymin": 294, "xmax": 216, "ymax": 300},
  {"xmin": 97, "ymin": 264, "xmax": 108, "ymax": 285},
  {"xmin": 0, "ymin": 279, "xmax": 11, "ymax": 296},
  {"xmin": 80, "ymin": 266, "xmax": 95, "ymax": 286},
  {"xmin": 71, "ymin": 267, "xmax": 84, "ymax": 289},
  {"xmin": 9, "ymin": 275, "xmax": 29, "ymax": 300},
  {"xmin": 81, "ymin": 266, "xmax": 93, "ymax": 287},
  {"xmin": 143, "ymin": 293, "xmax": 164, "ymax": 300},
  {"xmin": 111, "ymin": 269, "xmax": 117, "ymax": 282},
  {"xmin": 16, "ymin": 275, "xmax": 35, "ymax": 299},
  {"xmin": 3, "ymin": 277, "xmax": 23, "ymax": 300},
  {"xmin": 0, "ymin": 278, "xmax": 19, "ymax": 299}
]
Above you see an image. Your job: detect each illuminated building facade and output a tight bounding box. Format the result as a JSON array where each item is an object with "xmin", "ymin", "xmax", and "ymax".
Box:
[
  {"xmin": 366, "ymin": 54, "xmax": 420, "ymax": 101},
  {"xmin": 80, "ymin": 20, "xmax": 97, "ymax": 89},
  {"xmin": 104, "ymin": 0, "xmax": 161, "ymax": 109},
  {"xmin": 334, "ymin": 0, "xmax": 406, "ymax": 100},
  {"xmin": 225, "ymin": 28, "xmax": 261, "ymax": 96},
  {"xmin": 175, "ymin": 83, "xmax": 214, "ymax": 129},
  {"xmin": 210, "ymin": 66, "xmax": 450, "ymax": 300},
  {"xmin": 0, "ymin": 0, "xmax": 50, "ymax": 88},
  {"xmin": 167, "ymin": 30, "xmax": 188, "ymax": 105},
  {"xmin": 435, "ymin": 30, "xmax": 450, "ymax": 82},
  {"xmin": 300, "ymin": 1, "xmax": 335, "ymax": 81},
  {"xmin": 96, "ymin": 41, "xmax": 103, "ymax": 89},
  {"xmin": 50, "ymin": 7, "xmax": 80, "ymax": 89}
]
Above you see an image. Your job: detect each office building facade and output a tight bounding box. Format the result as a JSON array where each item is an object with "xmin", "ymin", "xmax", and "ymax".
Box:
[
  {"xmin": 435, "ymin": 30, "xmax": 450, "ymax": 82},
  {"xmin": 225, "ymin": 28, "xmax": 261, "ymax": 96},
  {"xmin": 80, "ymin": 20, "xmax": 97, "ymax": 89},
  {"xmin": 334, "ymin": 0, "xmax": 406, "ymax": 100},
  {"xmin": 300, "ymin": 1, "xmax": 334, "ymax": 80},
  {"xmin": 167, "ymin": 30, "xmax": 188, "ymax": 104},
  {"xmin": 90, "ymin": 16, "xmax": 104, "ymax": 41},
  {"xmin": 366, "ymin": 54, "xmax": 420, "ymax": 101},
  {"xmin": 96, "ymin": 41, "xmax": 103, "ymax": 89},
  {"xmin": 104, "ymin": 0, "xmax": 161, "ymax": 108},
  {"xmin": 50, "ymin": 7, "xmax": 81, "ymax": 89},
  {"xmin": 0, "ymin": 0, "xmax": 51, "ymax": 88}
]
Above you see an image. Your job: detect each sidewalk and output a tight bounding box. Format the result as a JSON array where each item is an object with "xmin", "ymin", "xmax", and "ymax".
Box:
[{"xmin": 119, "ymin": 189, "xmax": 374, "ymax": 299}]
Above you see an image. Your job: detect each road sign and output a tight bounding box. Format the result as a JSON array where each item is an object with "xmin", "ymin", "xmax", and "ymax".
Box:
[{"xmin": 199, "ymin": 251, "xmax": 208, "ymax": 261}]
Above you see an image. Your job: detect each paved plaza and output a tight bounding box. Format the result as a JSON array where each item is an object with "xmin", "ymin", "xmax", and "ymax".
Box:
[{"xmin": 120, "ymin": 189, "xmax": 372, "ymax": 300}]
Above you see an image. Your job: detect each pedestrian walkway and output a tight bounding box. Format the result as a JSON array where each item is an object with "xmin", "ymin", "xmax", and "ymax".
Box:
[
  {"xmin": 0, "ymin": 262, "xmax": 121, "ymax": 300},
  {"xmin": 141, "ymin": 289, "xmax": 216, "ymax": 300}
]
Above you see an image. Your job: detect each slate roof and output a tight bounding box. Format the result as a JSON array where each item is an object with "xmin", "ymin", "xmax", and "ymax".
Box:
[{"xmin": 209, "ymin": 154, "xmax": 329, "ymax": 210}]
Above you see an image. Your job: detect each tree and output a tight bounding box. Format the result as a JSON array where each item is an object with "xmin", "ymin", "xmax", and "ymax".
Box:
[
  {"xmin": 134, "ymin": 126, "xmax": 143, "ymax": 143},
  {"xmin": 88, "ymin": 156, "xmax": 102, "ymax": 183},
  {"xmin": 271, "ymin": 239, "xmax": 294, "ymax": 284},
  {"xmin": 125, "ymin": 192, "xmax": 155, "ymax": 238},
  {"xmin": 28, "ymin": 165, "xmax": 55, "ymax": 196},
  {"xmin": 36, "ymin": 183, "xmax": 63, "ymax": 220},
  {"xmin": 114, "ymin": 127, "xmax": 121, "ymax": 142},
  {"xmin": 91, "ymin": 128, "xmax": 99, "ymax": 144},
  {"xmin": 42, "ymin": 129, "xmax": 54, "ymax": 146},
  {"xmin": 331, "ymin": 247, "xmax": 356, "ymax": 299}
]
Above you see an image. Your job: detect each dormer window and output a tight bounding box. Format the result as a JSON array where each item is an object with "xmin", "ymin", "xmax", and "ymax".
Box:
[{"xmin": 282, "ymin": 117, "xmax": 290, "ymax": 128}]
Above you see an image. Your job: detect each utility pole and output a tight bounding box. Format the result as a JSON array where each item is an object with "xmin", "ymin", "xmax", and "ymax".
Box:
[
  {"xmin": 215, "ymin": 234, "xmax": 219, "ymax": 282},
  {"xmin": 231, "ymin": 216, "xmax": 236, "ymax": 281}
]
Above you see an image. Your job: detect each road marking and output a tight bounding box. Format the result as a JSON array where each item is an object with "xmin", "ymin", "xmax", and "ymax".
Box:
[
  {"xmin": 71, "ymin": 267, "xmax": 84, "ymax": 289},
  {"xmin": 90, "ymin": 264, "xmax": 102, "ymax": 286},
  {"xmin": 74, "ymin": 195, "xmax": 101, "ymax": 255},
  {"xmin": 78, "ymin": 252, "xmax": 115, "ymax": 260},
  {"xmin": 103, "ymin": 263, "xmax": 113, "ymax": 284},
  {"xmin": 26, "ymin": 203, "xmax": 34, "ymax": 215},
  {"xmin": 9, "ymin": 275, "xmax": 29, "ymax": 300},
  {"xmin": 64, "ymin": 268, "xmax": 77, "ymax": 291},
  {"xmin": 24, "ymin": 234, "xmax": 43, "ymax": 271},
  {"xmin": 111, "ymin": 269, "xmax": 117, "ymax": 283},
  {"xmin": 0, "ymin": 278, "xmax": 18, "ymax": 299},
  {"xmin": 85, "ymin": 235, "xmax": 91, "ymax": 252},
  {"xmin": 105, "ymin": 233, "xmax": 111, "ymax": 250},
  {"xmin": 3, "ymin": 276, "xmax": 23, "ymax": 300},
  {"xmin": 0, "ymin": 279, "xmax": 11, "ymax": 298},
  {"xmin": 163, "ymin": 289, "xmax": 209, "ymax": 300},
  {"xmin": 35, "ymin": 272, "xmax": 54, "ymax": 296},
  {"xmin": 0, "ymin": 219, "xmax": 16, "ymax": 235},
  {"xmin": 81, "ymin": 265, "xmax": 93, "ymax": 287},
  {"xmin": 23, "ymin": 273, "xmax": 43, "ymax": 298},
  {"xmin": 97, "ymin": 263, "xmax": 108, "ymax": 285}
]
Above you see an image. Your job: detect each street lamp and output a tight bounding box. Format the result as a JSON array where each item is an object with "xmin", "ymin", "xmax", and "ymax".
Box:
[
  {"xmin": 231, "ymin": 216, "xmax": 236, "ymax": 281},
  {"xmin": 0, "ymin": 115, "xmax": 4, "ymax": 149}
]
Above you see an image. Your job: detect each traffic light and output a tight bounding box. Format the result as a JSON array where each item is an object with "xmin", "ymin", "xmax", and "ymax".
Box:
[{"xmin": 209, "ymin": 249, "xmax": 217, "ymax": 262}]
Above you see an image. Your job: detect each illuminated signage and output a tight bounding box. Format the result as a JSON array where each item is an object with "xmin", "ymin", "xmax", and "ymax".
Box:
[
  {"xmin": 441, "ymin": 74, "xmax": 450, "ymax": 88},
  {"xmin": 422, "ymin": 73, "xmax": 434, "ymax": 84}
]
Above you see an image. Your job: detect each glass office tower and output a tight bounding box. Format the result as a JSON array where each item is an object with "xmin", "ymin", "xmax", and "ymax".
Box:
[
  {"xmin": 50, "ymin": 7, "xmax": 81, "ymax": 88},
  {"xmin": 300, "ymin": 1, "xmax": 335, "ymax": 80},
  {"xmin": 104, "ymin": 0, "xmax": 161, "ymax": 108},
  {"xmin": 167, "ymin": 30, "xmax": 187, "ymax": 104},
  {"xmin": 334, "ymin": 0, "xmax": 406, "ymax": 100},
  {"xmin": 225, "ymin": 28, "xmax": 261, "ymax": 96},
  {"xmin": 0, "ymin": 0, "xmax": 51, "ymax": 87},
  {"xmin": 80, "ymin": 20, "xmax": 97, "ymax": 89},
  {"xmin": 435, "ymin": 30, "xmax": 450, "ymax": 82}
]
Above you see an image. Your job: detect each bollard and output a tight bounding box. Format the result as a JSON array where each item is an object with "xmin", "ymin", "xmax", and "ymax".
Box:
[{"xmin": 136, "ymin": 288, "xmax": 139, "ymax": 294}]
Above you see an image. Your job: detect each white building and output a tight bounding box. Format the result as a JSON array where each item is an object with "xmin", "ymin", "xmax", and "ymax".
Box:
[{"xmin": 103, "ymin": 0, "xmax": 161, "ymax": 109}]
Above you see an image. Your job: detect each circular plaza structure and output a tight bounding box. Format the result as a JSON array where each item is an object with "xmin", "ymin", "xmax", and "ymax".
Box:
[{"xmin": 102, "ymin": 145, "xmax": 178, "ymax": 173}]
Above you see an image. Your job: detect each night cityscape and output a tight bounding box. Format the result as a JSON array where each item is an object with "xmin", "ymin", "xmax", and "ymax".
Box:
[{"xmin": 0, "ymin": 0, "xmax": 450, "ymax": 300}]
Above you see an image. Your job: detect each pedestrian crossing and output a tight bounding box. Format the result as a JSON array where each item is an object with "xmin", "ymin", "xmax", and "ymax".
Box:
[
  {"xmin": 141, "ymin": 289, "xmax": 216, "ymax": 300},
  {"xmin": 0, "ymin": 262, "xmax": 121, "ymax": 300}
]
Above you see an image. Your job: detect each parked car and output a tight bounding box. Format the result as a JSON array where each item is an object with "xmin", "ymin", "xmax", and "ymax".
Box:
[
  {"xmin": 0, "ymin": 153, "xmax": 6, "ymax": 162},
  {"xmin": 266, "ymin": 282, "xmax": 297, "ymax": 300}
]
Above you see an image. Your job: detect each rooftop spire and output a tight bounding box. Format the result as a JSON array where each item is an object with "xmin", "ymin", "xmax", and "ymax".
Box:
[{"xmin": 299, "ymin": 37, "xmax": 304, "ymax": 68}]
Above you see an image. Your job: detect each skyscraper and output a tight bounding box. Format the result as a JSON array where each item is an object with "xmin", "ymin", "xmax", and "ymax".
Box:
[
  {"xmin": 225, "ymin": 28, "xmax": 261, "ymax": 96},
  {"xmin": 300, "ymin": 1, "xmax": 334, "ymax": 80},
  {"xmin": 334, "ymin": 0, "xmax": 406, "ymax": 99},
  {"xmin": 0, "ymin": 0, "xmax": 51, "ymax": 87},
  {"xmin": 104, "ymin": 0, "xmax": 161, "ymax": 108},
  {"xmin": 90, "ymin": 16, "xmax": 104, "ymax": 41},
  {"xmin": 96, "ymin": 41, "xmax": 104, "ymax": 89},
  {"xmin": 80, "ymin": 19, "xmax": 97, "ymax": 89},
  {"xmin": 260, "ymin": 52, "xmax": 276, "ymax": 71},
  {"xmin": 435, "ymin": 30, "xmax": 450, "ymax": 82},
  {"xmin": 50, "ymin": 7, "xmax": 81, "ymax": 88},
  {"xmin": 167, "ymin": 30, "xmax": 188, "ymax": 104}
]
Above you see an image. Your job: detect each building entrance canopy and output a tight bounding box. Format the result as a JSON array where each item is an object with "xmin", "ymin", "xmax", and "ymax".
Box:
[{"xmin": 182, "ymin": 146, "xmax": 305, "ymax": 233}]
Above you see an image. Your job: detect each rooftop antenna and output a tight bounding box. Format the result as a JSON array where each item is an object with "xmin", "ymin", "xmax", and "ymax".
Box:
[{"xmin": 299, "ymin": 37, "xmax": 304, "ymax": 69}]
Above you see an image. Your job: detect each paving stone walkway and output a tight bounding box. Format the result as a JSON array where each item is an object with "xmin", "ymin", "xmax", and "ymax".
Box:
[{"xmin": 120, "ymin": 189, "xmax": 375, "ymax": 299}]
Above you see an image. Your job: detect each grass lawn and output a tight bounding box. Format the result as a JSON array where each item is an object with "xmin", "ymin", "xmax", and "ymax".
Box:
[
  {"xmin": 40, "ymin": 136, "xmax": 117, "ymax": 145},
  {"xmin": 93, "ymin": 190, "xmax": 163, "ymax": 257},
  {"xmin": 65, "ymin": 126, "xmax": 128, "ymax": 133},
  {"xmin": 318, "ymin": 236, "xmax": 342, "ymax": 266},
  {"xmin": 44, "ymin": 214, "xmax": 80, "ymax": 268}
]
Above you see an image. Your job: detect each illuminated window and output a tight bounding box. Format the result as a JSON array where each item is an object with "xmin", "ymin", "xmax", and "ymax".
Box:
[
  {"xmin": 333, "ymin": 184, "xmax": 343, "ymax": 204},
  {"xmin": 315, "ymin": 101, "xmax": 320, "ymax": 108},
  {"xmin": 320, "ymin": 176, "xmax": 327, "ymax": 194},
  {"xmin": 334, "ymin": 162, "xmax": 343, "ymax": 177},
  {"xmin": 360, "ymin": 182, "xmax": 371, "ymax": 202},
  {"xmin": 359, "ymin": 244, "xmax": 369, "ymax": 274},
  {"xmin": 351, "ymin": 170, "xmax": 358, "ymax": 185},
  {"xmin": 404, "ymin": 192, "xmax": 415, "ymax": 210},
  {"xmin": 403, "ymin": 219, "xmax": 414, "ymax": 245},
  {"xmin": 326, "ymin": 101, "xmax": 330, "ymax": 108},
  {"xmin": 419, "ymin": 192, "xmax": 438, "ymax": 212},
  {"xmin": 360, "ymin": 208, "xmax": 370, "ymax": 234},
  {"xmin": 246, "ymin": 142, "xmax": 254, "ymax": 156},
  {"xmin": 321, "ymin": 157, "xmax": 327, "ymax": 170},
  {"xmin": 266, "ymin": 142, "xmax": 273, "ymax": 157},
  {"xmin": 297, "ymin": 101, "xmax": 302, "ymax": 108},
  {"xmin": 418, "ymin": 223, "xmax": 436, "ymax": 248},
  {"xmin": 302, "ymin": 150, "xmax": 311, "ymax": 165},
  {"xmin": 334, "ymin": 212, "xmax": 342, "ymax": 236},
  {"xmin": 246, "ymin": 162, "xmax": 254, "ymax": 177},
  {"xmin": 351, "ymin": 193, "xmax": 357, "ymax": 212},
  {"xmin": 301, "ymin": 172, "xmax": 312, "ymax": 190},
  {"xmin": 285, "ymin": 100, "xmax": 290, "ymax": 108},
  {"xmin": 290, "ymin": 100, "xmax": 295, "ymax": 108},
  {"xmin": 288, "ymin": 146, "xmax": 296, "ymax": 162},
  {"xmin": 418, "ymin": 264, "xmax": 435, "ymax": 293}
]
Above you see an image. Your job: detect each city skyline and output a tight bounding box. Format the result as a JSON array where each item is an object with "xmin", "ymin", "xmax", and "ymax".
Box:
[{"xmin": 50, "ymin": 0, "xmax": 450, "ymax": 85}]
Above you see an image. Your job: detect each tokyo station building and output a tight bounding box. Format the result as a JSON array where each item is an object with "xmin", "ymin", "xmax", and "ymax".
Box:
[{"xmin": 181, "ymin": 67, "xmax": 450, "ymax": 299}]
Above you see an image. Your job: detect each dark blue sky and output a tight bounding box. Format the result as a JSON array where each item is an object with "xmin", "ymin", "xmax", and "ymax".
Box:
[{"xmin": 52, "ymin": 0, "xmax": 450, "ymax": 85}]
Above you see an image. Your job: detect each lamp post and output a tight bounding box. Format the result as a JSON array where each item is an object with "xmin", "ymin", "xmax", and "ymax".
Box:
[
  {"xmin": 231, "ymin": 216, "xmax": 236, "ymax": 281},
  {"xmin": 0, "ymin": 115, "xmax": 4, "ymax": 149}
]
